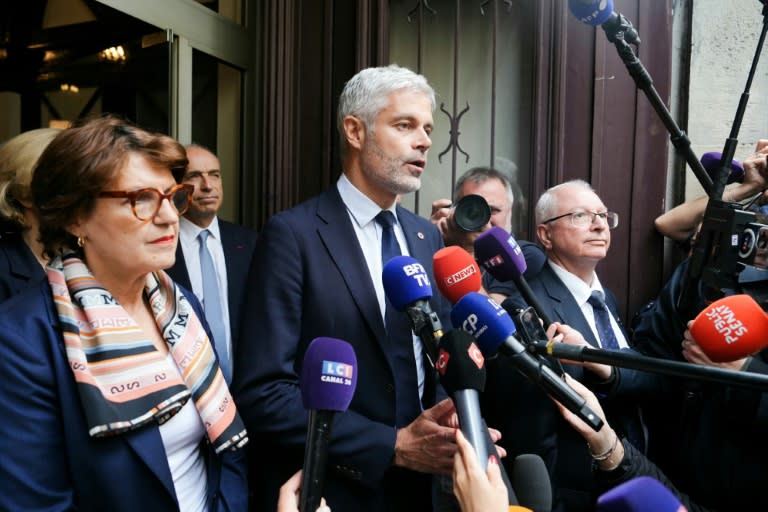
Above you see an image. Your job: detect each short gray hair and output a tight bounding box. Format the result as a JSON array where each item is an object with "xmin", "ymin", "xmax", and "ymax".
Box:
[
  {"xmin": 535, "ymin": 179, "xmax": 595, "ymax": 224},
  {"xmin": 336, "ymin": 64, "xmax": 435, "ymax": 160},
  {"xmin": 454, "ymin": 166, "xmax": 514, "ymax": 206}
]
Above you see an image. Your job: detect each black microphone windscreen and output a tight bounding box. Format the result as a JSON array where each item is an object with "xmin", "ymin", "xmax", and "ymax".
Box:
[
  {"xmin": 435, "ymin": 329, "xmax": 486, "ymax": 395},
  {"xmin": 512, "ymin": 453, "xmax": 553, "ymax": 512}
]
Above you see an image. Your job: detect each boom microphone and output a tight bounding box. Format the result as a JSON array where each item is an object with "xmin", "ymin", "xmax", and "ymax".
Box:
[
  {"xmin": 567, "ymin": 0, "xmax": 640, "ymax": 44},
  {"xmin": 690, "ymin": 294, "xmax": 768, "ymax": 362},
  {"xmin": 383, "ymin": 255, "xmax": 444, "ymax": 360},
  {"xmin": 436, "ymin": 329, "xmax": 490, "ymax": 469},
  {"xmin": 299, "ymin": 337, "xmax": 358, "ymax": 512},
  {"xmin": 433, "ymin": 245, "xmax": 483, "ymax": 303},
  {"xmin": 451, "ymin": 292, "xmax": 603, "ymax": 431},
  {"xmin": 596, "ymin": 476, "xmax": 685, "ymax": 512},
  {"xmin": 475, "ymin": 227, "xmax": 554, "ymax": 327}
]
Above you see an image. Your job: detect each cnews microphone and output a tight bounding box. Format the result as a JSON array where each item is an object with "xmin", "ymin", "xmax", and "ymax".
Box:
[
  {"xmin": 568, "ymin": 0, "xmax": 640, "ymax": 45},
  {"xmin": 474, "ymin": 227, "xmax": 554, "ymax": 327},
  {"xmin": 433, "ymin": 245, "xmax": 483, "ymax": 303},
  {"xmin": 299, "ymin": 337, "xmax": 358, "ymax": 512},
  {"xmin": 690, "ymin": 294, "xmax": 768, "ymax": 362},
  {"xmin": 382, "ymin": 255, "xmax": 444, "ymax": 359},
  {"xmin": 451, "ymin": 292, "xmax": 603, "ymax": 431},
  {"xmin": 436, "ymin": 329, "xmax": 490, "ymax": 469},
  {"xmin": 512, "ymin": 454, "xmax": 553, "ymax": 512},
  {"xmin": 596, "ymin": 476, "xmax": 685, "ymax": 512}
]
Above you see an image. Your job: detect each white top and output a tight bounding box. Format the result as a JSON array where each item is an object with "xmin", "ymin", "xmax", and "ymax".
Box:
[
  {"xmin": 158, "ymin": 357, "xmax": 208, "ymax": 512},
  {"xmin": 336, "ymin": 175, "xmax": 426, "ymax": 400},
  {"xmin": 178, "ymin": 216, "xmax": 232, "ymax": 363},
  {"xmin": 547, "ymin": 261, "xmax": 629, "ymax": 349}
]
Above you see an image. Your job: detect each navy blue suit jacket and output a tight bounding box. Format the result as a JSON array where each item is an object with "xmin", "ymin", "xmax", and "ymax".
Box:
[
  {"xmin": 0, "ymin": 231, "xmax": 46, "ymax": 303},
  {"xmin": 232, "ymin": 186, "xmax": 451, "ymax": 512},
  {"xmin": 0, "ymin": 280, "xmax": 248, "ymax": 511},
  {"xmin": 166, "ymin": 218, "xmax": 258, "ymax": 354},
  {"xmin": 493, "ymin": 263, "xmax": 652, "ymax": 512}
]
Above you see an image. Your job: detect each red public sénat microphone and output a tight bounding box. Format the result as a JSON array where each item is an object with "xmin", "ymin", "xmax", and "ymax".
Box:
[{"xmin": 690, "ymin": 294, "xmax": 768, "ymax": 362}]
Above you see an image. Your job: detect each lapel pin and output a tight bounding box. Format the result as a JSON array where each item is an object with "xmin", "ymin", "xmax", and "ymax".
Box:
[{"xmin": 417, "ymin": 232, "xmax": 425, "ymax": 240}]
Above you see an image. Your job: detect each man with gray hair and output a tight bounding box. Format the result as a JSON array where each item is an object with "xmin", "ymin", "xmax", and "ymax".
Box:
[
  {"xmin": 484, "ymin": 179, "xmax": 646, "ymax": 511},
  {"xmin": 234, "ymin": 65, "xmax": 487, "ymax": 511}
]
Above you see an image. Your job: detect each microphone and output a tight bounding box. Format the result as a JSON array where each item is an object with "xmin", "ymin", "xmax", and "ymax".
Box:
[
  {"xmin": 451, "ymin": 292, "xmax": 603, "ymax": 431},
  {"xmin": 567, "ymin": 0, "xmax": 640, "ymax": 45},
  {"xmin": 438, "ymin": 329, "xmax": 519, "ymax": 505},
  {"xmin": 299, "ymin": 337, "xmax": 358, "ymax": 512},
  {"xmin": 382, "ymin": 255, "xmax": 445, "ymax": 360},
  {"xmin": 701, "ymin": 151, "xmax": 745, "ymax": 185},
  {"xmin": 690, "ymin": 294, "xmax": 768, "ymax": 362},
  {"xmin": 512, "ymin": 454, "xmax": 552, "ymax": 512},
  {"xmin": 474, "ymin": 227, "xmax": 553, "ymax": 327},
  {"xmin": 433, "ymin": 245, "xmax": 483, "ymax": 303},
  {"xmin": 596, "ymin": 476, "xmax": 685, "ymax": 512},
  {"xmin": 435, "ymin": 329, "xmax": 490, "ymax": 469}
]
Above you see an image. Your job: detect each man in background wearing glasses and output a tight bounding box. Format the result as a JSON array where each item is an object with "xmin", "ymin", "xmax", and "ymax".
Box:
[
  {"xmin": 167, "ymin": 144, "xmax": 258, "ymax": 383},
  {"xmin": 482, "ymin": 179, "xmax": 648, "ymax": 512}
]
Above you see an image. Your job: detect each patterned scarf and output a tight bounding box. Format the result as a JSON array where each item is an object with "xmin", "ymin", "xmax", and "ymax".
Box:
[{"xmin": 47, "ymin": 254, "xmax": 248, "ymax": 454}]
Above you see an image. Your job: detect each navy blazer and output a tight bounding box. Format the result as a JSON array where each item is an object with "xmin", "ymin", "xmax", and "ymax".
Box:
[
  {"xmin": 233, "ymin": 186, "xmax": 451, "ymax": 512},
  {"xmin": 0, "ymin": 231, "xmax": 46, "ymax": 303},
  {"xmin": 493, "ymin": 262, "xmax": 653, "ymax": 512},
  {"xmin": 166, "ymin": 218, "xmax": 258, "ymax": 353},
  {"xmin": 0, "ymin": 280, "xmax": 248, "ymax": 512}
]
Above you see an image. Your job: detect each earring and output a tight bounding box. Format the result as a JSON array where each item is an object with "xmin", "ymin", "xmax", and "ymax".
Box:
[{"xmin": 77, "ymin": 236, "xmax": 85, "ymax": 248}]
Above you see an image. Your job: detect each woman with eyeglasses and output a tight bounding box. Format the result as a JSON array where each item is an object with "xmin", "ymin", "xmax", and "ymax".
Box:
[{"xmin": 0, "ymin": 115, "xmax": 248, "ymax": 511}]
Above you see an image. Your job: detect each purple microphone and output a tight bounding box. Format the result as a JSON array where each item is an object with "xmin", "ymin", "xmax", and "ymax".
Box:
[
  {"xmin": 700, "ymin": 151, "xmax": 745, "ymax": 185},
  {"xmin": 597, "ymin": 476, "xmax": 685, "ymax": 512},
  {"xmin": 299, "ymin": 337, "xmax": 357, "ymax": 512},
  {"xmin": 475, "ymin": 227, "xmax": 553, "ymax": 327}
]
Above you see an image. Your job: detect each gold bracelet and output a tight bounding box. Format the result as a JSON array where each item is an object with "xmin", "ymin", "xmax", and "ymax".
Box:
[{"xmin": 588, "ymin": 432, "xmax": 618, "ymax": 461}]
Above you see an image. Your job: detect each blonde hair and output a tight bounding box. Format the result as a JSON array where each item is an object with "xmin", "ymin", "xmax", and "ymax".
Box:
[{"xmin": 0, "ymin": 128, "xmax": 61, "ymax": 228}]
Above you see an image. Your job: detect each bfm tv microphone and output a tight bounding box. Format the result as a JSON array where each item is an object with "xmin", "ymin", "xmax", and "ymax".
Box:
[
  {"xmin": 299, "ymin": 337, "xmax": 358, "ymax": 512},
  {"xmin": 451, "ymin": 292, "xmax": 603, "ymax": 431},
  {"xmin": 512, "ymin": 454, "xmax": 552, "ymax": 512},
  {"xmin": 474, "ymin": 227, "xmax": 554, "ymax": 328},
  {"xmin": 437, "ymin": 329, "xmax": 519, "ymax": 505},
  {"xmin": 690, "ymin": 294, "xmax": 768, "ymax": 362},
  {"xmin": 436, "ymin": 330, "xmax": 490, "ymax": 469},
  {"xmin": 382, "ymin": 255, "xmax": 444, "ymax": 360},
  {"xmin": 597, "ymin": 476, "xmax": 685, "ymax": 512},
  {"xmin": 568, "ymin": 0, "xmax": 640, "ymax": 45},
  {"xmin": 433, "ymin": 245, "xmax": 483, "ymax": 303}
]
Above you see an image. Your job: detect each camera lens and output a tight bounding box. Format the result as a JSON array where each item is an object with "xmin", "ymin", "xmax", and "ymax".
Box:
[{"xmin": 453, "ymin": 194, "xmax": 491, "ymax": 232}]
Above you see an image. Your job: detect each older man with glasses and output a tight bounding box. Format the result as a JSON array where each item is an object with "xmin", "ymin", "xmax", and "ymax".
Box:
[{"xmin": 480, "ymin": 179, "xmax": 651, "ymax": 512}]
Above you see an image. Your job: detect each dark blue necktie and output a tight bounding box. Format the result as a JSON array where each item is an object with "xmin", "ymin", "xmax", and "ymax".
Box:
[
  {"xmin": 587, "ymin": 290, "xmax": 620, "ymax": 351},
  {"xmin": 375, "ymin": 211, "xmax": 421, "ymax": 426},
  {"xmin": 199, "ymin": 230, "xmax": 231, "ymax": 383},
  {"xmin": 588, "ymin": 290, "xmax": 645, "ymax": 452}
]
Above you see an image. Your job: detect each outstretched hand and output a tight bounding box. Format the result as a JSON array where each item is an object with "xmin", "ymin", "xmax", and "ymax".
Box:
[{"xmin": 394, "ymin": 398, "xmax": 458, "ymax": 474}]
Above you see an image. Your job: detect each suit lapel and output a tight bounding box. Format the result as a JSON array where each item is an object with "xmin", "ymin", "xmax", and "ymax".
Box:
[
  {"xmin": 539, "ymin": 265, "xmax": 600, "ymax": 347},
  {"xmin": 315, "ymin": 188, "xmax": 388, "ymax": 347},
  {"xmin": 123, "ymin": 424, "xmax": 177, "ymax": 503}
]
